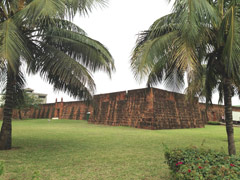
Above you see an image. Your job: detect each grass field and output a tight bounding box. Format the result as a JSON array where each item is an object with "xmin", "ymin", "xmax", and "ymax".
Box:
[{"xmin": 0, "ymin": 119, "xmax": 240, "ymax": 180}]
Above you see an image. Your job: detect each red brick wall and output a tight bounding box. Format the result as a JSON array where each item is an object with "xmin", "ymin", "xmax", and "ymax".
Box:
[
  {"xmin": 1, "ymin": 88, "xmax": 240, "ymax": 130},
  {"xmin": 152, "ymin": 89, "xmax": 203, "ymax": 129},
  {"xmin": 60, "ymin": 101, "xmax": 92, "ymax": 120},
  {"xmin": 89, "ymin": 88, "xmax": 154, "ymax": 129},
  {"xmin": 0, "ymin": 101, "xmax": 91, "ymax": 120},
  {"xmin": 199, "ymin": 103, "xmax": 240, "ymax": 123},
  {"xmin": 89, "ymin": 88, "xmax": 204, "ymax": 130},
  {"xmin": 31, "ymin": 103, "xmax": 56, "ymax": 119}
]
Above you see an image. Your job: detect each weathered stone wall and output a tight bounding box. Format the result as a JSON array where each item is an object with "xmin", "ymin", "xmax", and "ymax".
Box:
[
  {"xmin": 152, "ymin": 89, "xmax": 203, "ymax": 129},
  {"xmin": 199, "ymin": 103, "xmax": 240, "ymax": 123},
  {"xmin": 60, "ymin": 101, "xmax": 92, "ymax": 120},
  {"xmin": 89, "ymin": 88, "xmax": 154, "ymax": 129},
  {"xmin": 0, "ymin": 100, "xmax": 91, "ymax": 120},
  {"xmin": 1, "ymin": 88, "xmax": 240, "ymax": 130},
  {"xmin": 9, "ymin": 103, "xmax": 56, "ymax": 119},
  {"xmin": 30, "ymin": 103, "xmax": 56, "ymax": 119},
  {"xmin": 89, "ymin": 88, "xmax": 204, "ymax": 129}
]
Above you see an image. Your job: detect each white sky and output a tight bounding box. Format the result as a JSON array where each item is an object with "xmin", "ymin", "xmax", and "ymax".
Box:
[{"xmin": 25, "ymin": 0, "xmax": 240, "ymax": 106}]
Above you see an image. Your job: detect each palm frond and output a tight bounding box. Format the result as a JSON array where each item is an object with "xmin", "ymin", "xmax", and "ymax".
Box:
[
  {"xmin": 0, "ymin": 19, "xmax": 31, "ymax": 72},
  {"xmin": 131, "ymin": 12, "xmax": 179, "ymax": 82},
  {"xmin": 32, "ymin": 43, "xmax": 96, "ymax": 100},
  {"xmin": 15, "ymin": 0, "xmax": 108, "ymax": 25},
  {"xmin": 1, "ymin": 0, "xmax": 114, "ymax": 101},
  {"xmin": 131, "ymin": 31, "xmax": 177, "ymax": 79},
  {"xmin": 65, "ymin": 0, "xmax": 107, "ymax": 18},
  {"xmin": 185, "ymin": 64, "xmax": 207, "ymax": 101},
  {"xmin": 45, "ymin": 19, "xmax": 87, "ymax": 34},
  {"xmin": 18, "ymin": 0, "xmax": 66, "ymax": 24},
  {"xmin": 41, "ymin": 26, "xmax": 114, "ymax": 76},
  {"xmin": 221, "ymin": 5, "xmax": 240, "ymax": 77}
]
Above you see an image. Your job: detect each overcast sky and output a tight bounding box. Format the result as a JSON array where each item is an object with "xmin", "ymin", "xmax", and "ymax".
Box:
[{"xmin": 25, "ymin": 0, "xmax": 240, "ymax": 105}]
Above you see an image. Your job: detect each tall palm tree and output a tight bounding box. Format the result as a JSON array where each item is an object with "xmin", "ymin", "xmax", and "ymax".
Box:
[
  {"xmin": 0, "ymin": 0, "xmax": 115, "ymax": 150},
  {"xmin": 131, "ymin": 0, "xmax": 240, "ymax": 155}
]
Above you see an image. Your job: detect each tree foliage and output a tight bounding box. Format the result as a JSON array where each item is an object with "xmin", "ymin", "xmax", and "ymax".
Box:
[
  {"xmin": 0, "ymin": 0, "xmax": 114, "ymax": 150},
  {"xmin": 1, "ymin": 90, "xmax": 42, "ymax": 110},
  {"xmin": 1, "ymin": 90, "xmax": 42, "ymax": 119},
  {"xmin": 131, "ymin": 0, "xmax": 240, "ymax": 155},
  {"xmin": 0, "ymin": 0, "xmax": 114, "ymax": 100}
]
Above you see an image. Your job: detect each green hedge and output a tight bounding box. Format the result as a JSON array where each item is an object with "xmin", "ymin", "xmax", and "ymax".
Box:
[
  {"xmin": 0, "ymin": 161, "xmax": 3, "ymax": 176},
  {"xmin": 207, "ymin": 121, "xmax": 221, "ymax": 125},
  {"xmin": 165, "ymin": 147, "xmax": 240, "ymax": 180}
]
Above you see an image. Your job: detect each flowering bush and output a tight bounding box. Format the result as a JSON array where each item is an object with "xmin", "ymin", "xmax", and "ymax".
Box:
[{"xmin": 164, "ymin": 147, "xmax": 240, "ymax": 180}]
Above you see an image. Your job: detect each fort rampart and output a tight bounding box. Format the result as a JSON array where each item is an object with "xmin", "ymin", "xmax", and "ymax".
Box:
[{"xmin": 1, "ymin": 88, "xmax": 240, "ymax": 130}]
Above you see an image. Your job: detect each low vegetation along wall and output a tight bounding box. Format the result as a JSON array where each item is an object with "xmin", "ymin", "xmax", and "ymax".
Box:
[{"xmin": 1, "ymin": 88, "xmax": 240, "ymax": 130}]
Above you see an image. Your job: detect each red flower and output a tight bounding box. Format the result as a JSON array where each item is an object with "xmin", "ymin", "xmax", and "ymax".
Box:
[
  {"xmin": 230, "ymin": 164, "xmax": 235, "ymax": 167},
  {"xmin": 176, "ymin": 162, "xmax": 183, "ymax": 166},
  {"xmin": 188, "ymin": 169, "xmax": 191, "ymax": 173},
  {"xmin": 198, "ymin": 166, "xmax": 203, "ymax": 169}
]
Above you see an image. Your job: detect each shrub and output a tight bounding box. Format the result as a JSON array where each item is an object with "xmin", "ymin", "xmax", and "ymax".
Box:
[
  {"xmin": 207, "ymin": 121, "xmax": 221, "ymax": 125},
  {"xmin": 164, "ymin": 147, "xmax": 240, "ymax": 180},
  {"xmin": 0, "ymin": 161, "xmax": 4, "ymax": 176}
]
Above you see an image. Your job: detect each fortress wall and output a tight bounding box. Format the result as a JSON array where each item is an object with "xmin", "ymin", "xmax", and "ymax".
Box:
[{"xmin": 1, "ymin": 88, "xmax": 240, "ymax": 130}]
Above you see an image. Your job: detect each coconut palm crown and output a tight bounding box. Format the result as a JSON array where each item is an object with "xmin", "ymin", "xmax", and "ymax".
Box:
[
  {"xmin": 131, "ymin": 0, "xmax": 240, "ymax": 155},
  {"xmin": 0, "ymin": 0, "xmax": 115, "ymax": 150}
]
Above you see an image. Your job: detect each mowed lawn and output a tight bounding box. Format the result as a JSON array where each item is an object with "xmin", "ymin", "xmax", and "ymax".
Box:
[{"xmin": 0, "ymin": 120, "xmax": 240, "ymax": 180}]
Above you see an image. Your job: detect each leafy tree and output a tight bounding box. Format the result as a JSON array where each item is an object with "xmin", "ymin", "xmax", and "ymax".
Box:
[
  {"xmin": 16, "ymin": 91, "xmax": 42, "ymax": 119},
  {"xmin": 0, "ymin": 0, "xmax": 115, "ymax": 150},
  {"xmin": 131, "ymin": 0, "xmax": 240, "ymax": 155},
  {"xmin": 1, "ymin": 90, "xmax": 42, "ymax": 119}
]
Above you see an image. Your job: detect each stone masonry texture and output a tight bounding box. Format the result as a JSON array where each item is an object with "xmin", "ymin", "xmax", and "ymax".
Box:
[
  {"xmin": 1, "ymin": 88, "xmax": 240, "ymax": 130},
  {"xmin": 89, "ymin": 88, "xmax": 205, "ymax": 129}
]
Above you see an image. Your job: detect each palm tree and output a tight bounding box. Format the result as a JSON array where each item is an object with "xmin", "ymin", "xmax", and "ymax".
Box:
[
  {"xmin": 131, "ymin": 0, "xmax": 240, "ymax": 155},
  {"xmin": 0, "ymin": 0, "xmax": 115, "ymax": 150}
]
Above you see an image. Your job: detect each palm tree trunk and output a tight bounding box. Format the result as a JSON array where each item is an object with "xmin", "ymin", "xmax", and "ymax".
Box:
[
  {"xmin": 223, "ymin": 78, "xmax": 236, "ymax": 155},
  {"xmin": 0, "ymin": 71, "xmax": 14, "ymax": 150}
]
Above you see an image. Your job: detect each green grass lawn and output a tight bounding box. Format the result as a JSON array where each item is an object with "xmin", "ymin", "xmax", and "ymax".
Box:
[{"xmin": 0, "ymin": 120, "xmax": 240, "ymax": 180}]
